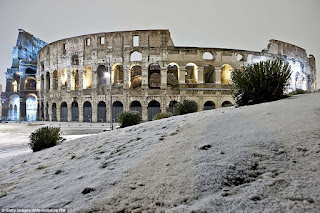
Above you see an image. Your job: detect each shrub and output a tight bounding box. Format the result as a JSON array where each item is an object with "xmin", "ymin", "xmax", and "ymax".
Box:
[
  {"xmin": 118, "ymin": 111, "xmax": 142, "ymax": 128},
  {"xmin": 231, "ymin": 59, "xmax": 292, "ymax": 106},
  {"xmin": 176, "ymin": 100, "xmax": 198, "ymax": 115},
  {"xmin": 153, "ymin": 112, "xmax": 173, "ymax": 120},
  {"xmin": 29, "ymin": 126, "xmax": 61, "ymax": 152}
]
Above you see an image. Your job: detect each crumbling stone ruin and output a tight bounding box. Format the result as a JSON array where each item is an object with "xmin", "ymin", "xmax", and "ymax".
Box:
[{"xmin": 1, "ymin": 29, "xmax": 316, "ymax": 122}]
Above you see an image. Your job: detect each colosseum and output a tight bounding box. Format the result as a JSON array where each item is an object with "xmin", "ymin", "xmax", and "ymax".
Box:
[{"xmin": 37, "ymin": 29, "xmax": 316, "ymax": 123}]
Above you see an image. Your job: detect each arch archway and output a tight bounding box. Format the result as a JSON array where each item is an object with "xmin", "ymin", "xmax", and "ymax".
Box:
[
  {"xmin": 221, "ymin": 101, "xmax": 233, "ymax": 107},
  {"xmin": 203, "ymin": 52, "xmax": 214, "ymax": 60},
  {"xmin": 25, "ymin": 77, "xmax": 36, "ymax": 90},
  {"xmin": 46, "ymin": 72, "xmax": 50, "ymax": 91},
  {"xmin": 97, "ymin": 65, "xmax": 107, "ymax": 94},
  {"xmin": 46, "ymin": 102, "xmax": 49, "ymax": 121},
  {"xmin": 204, "ymin": 101, "xmax": 215, "ymax": 110},
  {"xmin": 130, "ymin": 101, "xmax": 142, "ymax": 115},
  {"xmin": 167, "ymin": 100, "xmax": 178, "ymax": 115},
  {"xmin": 221, "ymin": 64, "xmax": 233, "ymax": 84},
  {"xmin": 72, "ymin": 101, "xmax": 79, "ymax": 121},
  {"xmin": 83, "ymin": 66, "xmax": 92, "ymax": 89},
  {"xmin": 12, "ymin": 73, "xmax": 20, "ymax": 92},
  {"xmin": 83, "ymin": 101, "xmax": 92, "ymax": 122},
  {"xmin": 9, "ymin": 94, "xmax": 20, "ymax": 120},
  {"xmin": 52, "ymin": 103, "xmax": 57, "ymax": 121},
  {"xmin": 148, "ymin": 63, "xmax": 161, "ymax": 88},
  {"xmin": 71, "ymin": 69, "xmax": 79, "ymax": 90},
  {"xmin": 53, "ymin": 70, "xmax": 58, "ymax": 90},
  {"xmin": 112, "ymin": 64, "xmax": 124, "ymax": 84},
  {"xmin": 204, "ymin": 65, "xmax": 215, "ymax": 83},
  {"xmin": 148, "ymin": 100, "xmax": 161, "ymax": 121},
  {"xmin": 60, "ymin": 102, "xmax": 68, "ymax": 122},
  {"xmin": 185, "ymin": 63, "xmax": 198, "ymax": 83},
  {"xmin": 130, "ymin": 51, "xmax": 142, "ymax": 62},
  {"xmin": 97, "ymin": 101, "xmax": 106, "ymax": 122},
  {"xmin": 112, "ymin": 101, "xmax": 123, "ymax": 122},
  {"xmin": 130, "ymin": 65, "xmax": 142, "ymax": 89},
  {"xmin": 61, "ymin": 68, "xmax": 68, "ymax": 89},
  {"xmin": 167, "ymin": 63, "xmax": 179, "ymax": 86}
]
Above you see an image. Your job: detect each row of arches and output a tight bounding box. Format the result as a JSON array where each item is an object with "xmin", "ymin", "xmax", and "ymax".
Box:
[
  {"xmin": 48, "ymin": 100, "xmax": 233, "ymax": 122},
  {"xmin": 42, "ymin": 63, "xmax": 233, "ymax": 92}
]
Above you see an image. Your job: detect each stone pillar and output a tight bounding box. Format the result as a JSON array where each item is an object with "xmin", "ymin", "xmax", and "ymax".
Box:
[
  {"xmin": 79, "ymin": 69, "xmax": 84, "ymax": 91},
  {"xmin": 92, "ymin": 101, "xmax": 97, "ymax": 122},
  {"xmin": 142, "ymin": 105, "xmax": 148, "ymax": 122},
  {"xmin": 123, "ymin": 65, "xmax": 130, "ymax": 90},
  {"xmin": 198, "ymin": 67, "xmax": 204, "ymax": 84},
  {"xmin": 215, "ymin": 67, "xmax": 222, "ymax": 84},
  {"xmin": 67, "ymin": 101, "xmax": 72, "ymax": 122},
  {"xmin": 49, "ymin": 102, "xmax": 52, "ymax": 121},
  {"xmin": 43, "ymin": 74, "xmax": 47, "ymax": 93},
  {"xmin": 58, "ymin": 70, "xmax": 61, "ymax": 92},
  {"xmin": 92, "ymin": 67, "xmax": 97, "ymax": 89},
  {"xmin": 160, "ymin": 67, "xmax": 167, "ymax": 89},
  {"xmin": 44, "ymin": 101, "xmax": 48, "ymax": 121},
  {"xmin": 67, "ymin": 68, "xmax": 71, "ymax": 92},
  {"xmin": 79, "ymin": 100, "xmax": 83, "ymax": 122},
  {"xmin": 179, "ymin": 68, "xmax": 186, "ymax": 83},
  {"xmin": 56, "ymin": 102, "xmax": 61, "ymax": 122},
  {"xmin": 107, "ymin": 96, "xmax": 112, "ymax": 122},
  {"xmin": 142, "ymin": 67, "xmax": 148, "ymax": 89},
  {"xmin": 50, "ymin": 72, "xmax": 54, "ymax": 93}
]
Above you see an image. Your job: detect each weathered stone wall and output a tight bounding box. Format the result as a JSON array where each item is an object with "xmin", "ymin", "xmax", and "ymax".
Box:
[{"xmin": 37, "ymin": 30, "xmax": 316, "ymax": 123}]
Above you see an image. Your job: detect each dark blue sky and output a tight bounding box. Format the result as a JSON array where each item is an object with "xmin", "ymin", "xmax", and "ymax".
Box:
[{"xmin": 0, "ymin": 0, "xmax": 319, "ymax": 90}]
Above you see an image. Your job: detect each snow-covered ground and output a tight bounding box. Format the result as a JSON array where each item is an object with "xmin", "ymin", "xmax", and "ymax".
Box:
[{"xmin": 0, "ymin": 94, "xmax": 319, "ymax": 212}]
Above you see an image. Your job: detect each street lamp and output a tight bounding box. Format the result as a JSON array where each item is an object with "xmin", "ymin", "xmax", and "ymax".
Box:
[{"xmin": 105, "ymin": 58, "xmax": 113, "ymax": 130}]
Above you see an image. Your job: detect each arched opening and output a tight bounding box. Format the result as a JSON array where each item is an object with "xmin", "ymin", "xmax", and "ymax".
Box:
[
  {"xmin": 130, "ymin": 51, "xmax": 142, "ymax": 62},
  {"xmin": 97, "ymin": 65, "xmax": 107, "ymax": 94},
  {"xmin": 9, "ymin": 94, "xmax": 20, "ymax": 120},
  {"xmin": 25, "ymin": 77, "xmax": 36, "ymax": 90},
  {"xmin": 222, "ymin": 101, "xmax": 233, "ymax": 108},
  {"xmin": 71, "ymin": 69, "xmax": 79, "ymax": 90},
  {"xmin": 130, "ymin": 101, "xmax": 142, "ymax": 115},
  {"xmin": 130, "ymin": 65, "xmax": 142, "ymax": 89},
  {"xmin": 204, "ymin": 101, "xmax": 215, "ymax": 110},
  {"xmin": 148, "ymin": 63, "xmax": 161, "ymax": 89},
  {"xmin": 60, "ymin": 102, "xmax": 68, "ymax": 122},
  {"xmin": 72, "ymin": 101, "xmax": 79, "ymax": 121},
  {"xmin": 97, "ymin": 101, "xmax": 106, "ymax": 122},
  {"xmin": 12, "ymin": 73, "xmax": 20, "ymax": 92},
  {"xmin": 204, "ymin": 65, "xmax": 215, "ymax": 83},
  {"xmin": 295, "ymin": 72, "xmax": 301, "ymax": 90},
  {"xmin": 112, "ymin": 101, "xmax": 123, "ymax": 122},
  {"xmin": 112, "ymin": 64, "xmax": 124, "ymax": 84},
  {"xmin": 53, "ymin": 70, "xmax": 58, "ymax": 90},
  {"xmin": 83, "ymin": 66, "xmax": 92, "ymax": 89},
  {"xmin": 185, "ymin": 63, "xmax": 198, "ymax": 83},
  {"xmin": 52, "ymin": 103, "xmax": 57, "ymax": 121},
  {"xmin": 61, "ymin": 68, "xmax": 68, "ymax": 89},
  {"xmin": 83, "ymin": 101, "xmax": 92, "ymax": 122},
  {"xmin": 41, "ymin": 102, "xmax": 44, "ymax": 120},
  {"xmin": 71, "ymin": 55, "xmax": 79, "ymax": 65},
  {"xmin": 167, "ymin": 63, "xmax": 179, "ymax": 86},
  {"xmin": 203, "ymin": 52, "xmax": 214, "ymax": 60},
  {"xmin": 46, "ymin": 102, "xmax": 49, "ymax": 121},
  {"xmin": 46, "ymin": 72, "xmax": 50, "ymax": 91},
  {"xmin": 25, "ymin": 68, "xmax": 36, "ymax": 75},
  {"xmin": 148, "ymin": 100, "xmax": 161, "ymax": 121},
  {"xmin": 221, "ymin": 64, "xmax": 233, "ymax": 84},
  {"xmin": 167, "ymin": 100, "xmax": 178, "ymax": 115}
]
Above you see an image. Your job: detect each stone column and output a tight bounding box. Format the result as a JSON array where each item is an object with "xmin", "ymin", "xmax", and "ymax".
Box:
[
  {"xmin": 49, "ymin": 102, "xmax": 52, "ymax": 121},
  {"xmin": 56, "ymin": 102, "xmax": 61, "ymax": 122},
  {"xmin": 160, "ymin": 67, "xmax": 167, "ymax": 89},
  {"xmin": 92, "ymin": 101, "xmax": 97, "ymax": 122},
  {"xmin": 58, "ymin": 70, "xmax": 61, "ymax": 92},
  {"xmin": 142, "ymin": 105, "xmax": 148, "ymax": 122},
  {"xmin": 92, "ymin": 66, "xmax": 97, "ymax": 89},
  {"xmin": 67, "ymin": 101, "xmax": 72, "ymax": 122},
  {"xmin": 79, "ymin": 69, "xmax": 84, "ymax": 91},
  {"xmin": 142, "ymin": 67, "xmax": 148, "ymax": 89},
  {"xmin": 123, "ymin": 65, "xmax": 130, "ymax": 90},
  {"xmin": 79, "ymin": 100, "xmax": 83, "ymax": 122},
  {"xmin": 215, "ymin": 67, "xmax": 222, "ymax": 84},
  {"xmin": 179, "ymin": 68, "xmax": 186, "ymax": 83},
  {"xmin": 67, "ymin": 68, "xmax": 71, "ymax": 92},
  {"xmin": 198, "ymin": 67, "xmax": 204, "ymax": 84},
  {"xmin": 50, "ymin": 72, "xmax": 54, "ymax": 93}
]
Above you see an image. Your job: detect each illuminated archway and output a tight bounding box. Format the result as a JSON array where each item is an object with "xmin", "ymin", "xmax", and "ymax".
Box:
[
  {"xmin": 9, "ymin": 94, "xmax": 20, "ymax": 121},
  {"xmin": 25, "ymin": 77, "xmax": 36, "ymax": 90},
  {"xmin": 203, "ymin": 52, "xmax": 214, "ymax": 60},
  {"xmin": 221, "ymin": 64, "xmax": 233, "ymax": 84},
  {"xmin": 71, "ymin": 69, "xmax": 79, "ymax": 90},
  {"xmin": 26, "ymin": 95, "xmax": 37, "ymax": 121},
  {"xmin": 12, "ymin": 73, "xmax": 20, "ymax": 92},
  {"xmin": 185, "ymin": 63, "xmax": 198, "ymax": 83},
  {"xmin": 61, "ymin": 68, "xmax": 68, "ymax": 89},
  {"xmin": 130, "ymin": 65, "xmax": 142, "ymax": 89},
  {"xmin": 53, "ymin": 70, "xmax": 58, "ymax": 90},
  {"xmin": 83, "ymin": 66, "xmax": 92, "ymax": 89},
  {"xmin": 112, "ymin": 63, "xmax": 124, "ymax": 84}
]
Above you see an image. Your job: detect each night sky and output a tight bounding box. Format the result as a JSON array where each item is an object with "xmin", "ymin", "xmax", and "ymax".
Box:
[{"xmin": 0, "ymin": 0, "xmax": 319, "ymax": 90}]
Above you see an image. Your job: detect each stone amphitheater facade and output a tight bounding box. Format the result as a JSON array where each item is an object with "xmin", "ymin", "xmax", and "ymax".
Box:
[{"xmin": 37, "ymin": 29, "xmax": 316, "ymax": 122}]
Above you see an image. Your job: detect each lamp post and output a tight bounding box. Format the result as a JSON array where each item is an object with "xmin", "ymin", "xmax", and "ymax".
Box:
[{"xmin": 106, "ymin": 58, "xmax": 113, "ymax": 130}]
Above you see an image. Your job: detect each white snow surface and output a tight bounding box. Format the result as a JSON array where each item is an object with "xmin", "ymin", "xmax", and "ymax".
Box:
[{"xmin": 1, "ymin": 93, "xmax": 320, "ymax": 212}]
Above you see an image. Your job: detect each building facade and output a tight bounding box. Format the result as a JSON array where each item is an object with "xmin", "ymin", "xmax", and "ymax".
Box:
[
  {"xmin": 37, "ymin": 30, "xmax": 316, "ymax": 122},
  {"xmin": 1, "ymin": 29, "xmax": 47, "ymax": 121}
]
